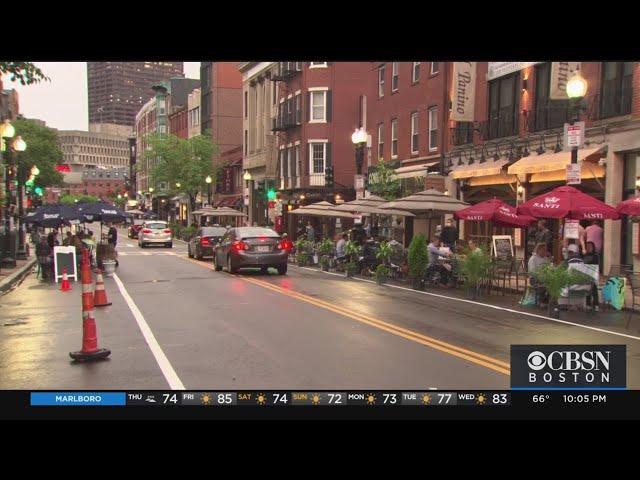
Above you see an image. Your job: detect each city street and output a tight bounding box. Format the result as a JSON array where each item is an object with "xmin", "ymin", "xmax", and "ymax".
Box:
[{"xmin": 1, "ymin": 228, "xmax": 639, "ymax": 391}]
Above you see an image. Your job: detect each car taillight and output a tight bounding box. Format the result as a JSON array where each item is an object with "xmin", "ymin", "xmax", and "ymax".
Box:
[
  {"xmin": 200, "ymin": 237, "xmax": 210, "ymax": 246},
  {"xmin": 277, "ymin": 240, "xmax": 292, "ymax": 251},
  {"xmin": 232, "ymin": 240, "xmax": 248, "ymax": 251},
  {"xmin": 164, "ymin": 229, "xmax": 172, "ymax": 234},
  {"xmin": 142, "ymin": 229, "xmax": 152, "ymax": 234}
]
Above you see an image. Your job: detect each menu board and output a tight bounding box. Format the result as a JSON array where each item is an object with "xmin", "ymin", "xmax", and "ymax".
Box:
[
  {"xmin": 492, "ymin": 235, "xmax": 514, "ymax": 260},
  {"xmin": 53, "ymin": 246, "xmax": 77, "ymax": 283},
  {"xmin": 633, "ymin": 223, "xmax": 639, "ymax": 255},
  {"xmin": 564, "ymin": 220, "xmax": 580, "ymax": 240}
]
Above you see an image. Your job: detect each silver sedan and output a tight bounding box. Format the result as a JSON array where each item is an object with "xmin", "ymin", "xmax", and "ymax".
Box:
[{"xmin": 138, "ymin": 221, "xmax": 173, "ymax": 248}]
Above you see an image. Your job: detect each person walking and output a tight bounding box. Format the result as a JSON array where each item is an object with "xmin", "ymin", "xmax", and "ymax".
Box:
[
  {"xmin": 107, "ymin": 223, "xmax": 119, "ymax": 267},
  {"xmin": 582, "ymin": 241, "xmax": 601, "ymax": 311}
]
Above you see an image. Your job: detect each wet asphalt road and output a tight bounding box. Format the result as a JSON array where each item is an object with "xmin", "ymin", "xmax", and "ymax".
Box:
[{"xmin": 1, "ymin": 229, "xmax": 639, "ymax": 390}]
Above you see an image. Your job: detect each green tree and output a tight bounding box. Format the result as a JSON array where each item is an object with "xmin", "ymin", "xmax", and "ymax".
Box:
[
  {"xmin": 0, "ymin": 62, "xmax": 49, "ymax": 85},
  {"xmin": 107, "ymin": 192, "xmax": 126, "ymax": 209},
  {"xmin": 12, "ymin": 118, "xmax": 64, "ymax": 190},
  {"xmin": 143, "ymin": 132, "xmax": 220, "ymax": 221},
  {"xmin": 367, "ymin": 159, "xmax": 401, "ymax": 200},
  {"xmin": 59, "ymin": 194, "xmax": 99, "ymax": 205}
]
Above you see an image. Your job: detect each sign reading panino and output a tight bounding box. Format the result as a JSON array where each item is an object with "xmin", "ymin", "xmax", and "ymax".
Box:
[
  {"xmin": 451, "ymin": 62, "xmax": 477, "ymax": 122},
  {"xmin": 487, "ymin": 62, "xmax": 542, "ymax": 81}
]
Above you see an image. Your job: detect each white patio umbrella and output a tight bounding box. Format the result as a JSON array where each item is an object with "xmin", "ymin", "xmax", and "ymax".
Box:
[
  {"xmin": 334, "ymin": 195, "xmax": 415, "ymax": 217},
  {"xmin": 290, "ymin": 201, "xmax": 356, "ymax": 218}
]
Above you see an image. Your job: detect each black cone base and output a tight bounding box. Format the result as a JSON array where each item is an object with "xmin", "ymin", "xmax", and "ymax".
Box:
[
  {"xmin": 69, "ymin": 348, "xmax": 111, "ymax": 362},
  {"xmin": 94, "ymin": 302, "xmax": 112, "ymax": 307}
]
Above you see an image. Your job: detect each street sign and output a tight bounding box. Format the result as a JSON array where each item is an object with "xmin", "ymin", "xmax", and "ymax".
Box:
[
  {"xmin": 566, "ymin": 163, "xmax": 581, "ymax": 185},
  {"xmin": 564, "ymin": 122, "xmax": 585, "ymax": 149},
  {"xmin": 354, "ymin": 174, "xmax": 364, "ymax": 191},
  {"xmin": 244, "ymin": 187, "xmax": 249, "ymax": 206}
]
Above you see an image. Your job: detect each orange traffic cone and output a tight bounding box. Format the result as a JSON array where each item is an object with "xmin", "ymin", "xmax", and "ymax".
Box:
[
  {"xmin": 93, "ymin": 268, "xmax": 112, "ymax": 307},
  {"xmin": 69, "ymin": 249, "xmax": 111, "ymax": 362},
  {"xmin": 60, "ymin": 268, "xmax": 72, "ymax": 292}
]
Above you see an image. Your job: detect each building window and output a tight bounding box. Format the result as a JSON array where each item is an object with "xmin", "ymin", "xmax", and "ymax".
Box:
[
  {"xmin": 411, "ymin": 112, "xmax": 419, "ymax": 153},
  {"xmin": 244, "ymin": 91, "xmax": 248, "ymax": 119},
  {"xmin": 310, "ymin": 142, "xmax": 326, "ymax": 174},
  {"xmin": 392, "ymin": 62, "xmax": 399, "ymax": 91},
  {"xmin": 287, "ymin": 147, "xmax": 293, "ymax": 180},
  {"xmin": 309, "ymin": 62, "xmax": 328, "ymax": 68},
  {"xmin": 431, "ymin": 62, "xmax": 439, "ymax": 75},
  {"xmin": 622, "ymin": 153, "xmax": 640, "ymax": 265},
  {"xmin": 295, "ymin": 93, "xmax": 302, "ymax": 124},
  {"xmin": 295, "ymin": 145, "xmax": 301, "ymax": 179},
  {"xmin": 428, "ymin": 107, "xmax": 438, "ymax": 151},
  {"xmin": 600, "ymin": 62, "xmax": 634, "ymax": 119},
  {"xmin": 453, "ymin": 122, "xmax": 474, "ymax": 145},
  {"xmin": 412, "ymin": 62, "xmax": 420, "ymax": 83},
  {"xmin": 244, "ymin": 130, "xmax": 248, "ymax": 155},
  {"xmin": 487, "ymin": 72, "xmax": 520, "ymax": 139},
  {"xmin": 280, "ymin": 149, "xmax": 286, "ymax": 181},
  {"xmin": 377, "ymin": 123, "xmax": 384, "ymax": 160},
  {"xmin": 391, "ymin": 119, "xmax": 398, "ymax": 158},
  {"xmin": 378, "ymin": 65, "xmax": 385, "ymax": 97},
  {"xmin": 534, "ymin": 63, "xmax": 570, "ymax": 131},
  {"xmin": 310, "ymin": 91, "xmax": 327, "ymax": 122}
]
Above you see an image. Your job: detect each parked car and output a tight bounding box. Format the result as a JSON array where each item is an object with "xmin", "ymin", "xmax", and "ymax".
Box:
[
  {"xmin": 188, "ymin": 226, "xmax": 227, "ymax": 260},
  {"xmin": 138, "ymin": 221, "xmax": 172, "ymax": 248},
  {"xmin": 213, "ymin": 227, "xmax": 291, "ymax": 275},
  {"xmin": 128, "ymin": 219, "xmax": 145, "ymax": 239}
]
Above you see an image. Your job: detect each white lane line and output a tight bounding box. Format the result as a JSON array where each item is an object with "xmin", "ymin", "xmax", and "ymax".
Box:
[
  {"xmin": 112, "ymin": 273, "xmax": 186, "ymax": 390},
  {"xmin": 296, "ymin": 266, "xmax": 640, "ymax": 342}
]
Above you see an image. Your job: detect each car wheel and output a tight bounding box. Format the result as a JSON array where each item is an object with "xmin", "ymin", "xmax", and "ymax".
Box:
[
  {"xmin": 213, "ymin": 253, "xmax": 223, "ymax": 271},
  {"xmin": 196, "ymin": 248, "xmax": 203, "ymax": 260},
  {"xmin": 140, "ymin": 242, "xmax": 145, "ymax": 248},
  {"xmin": 277, "ymin": 264, "xmax": 287, "ymax": 275},
  {"xmin": 188, "ymin": 245, "xmax": 193, "ymax": 258},
  {"xmin": 261, "ymin": 267, "xmax": 269, "ymax": 275},
  {"xmin": 227, "ymin": 255, "xmax": 238, "ymax": 274},
  {"xmin": 167, "ymin": 243, "xmax": 172, "ymax": 248}
]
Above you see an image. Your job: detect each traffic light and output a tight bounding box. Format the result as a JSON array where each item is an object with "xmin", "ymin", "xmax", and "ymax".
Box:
[
  {"xmin": 324, "ymin": 165, "xmax": 334, "ymax": 189},
  {"xmin": 267, "ymin": 187, "xmax": 276, "ymax": 201},
  {"xmin": 34, "ymin": 187, "xmax": 43, "ymax": 196}
]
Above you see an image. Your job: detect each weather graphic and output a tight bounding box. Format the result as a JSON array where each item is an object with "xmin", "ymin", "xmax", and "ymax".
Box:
[
  {"xmin": 200, "ymin": 393, "xmax": 211, "ymax": 405},
  {"xmin": 421, "ymin": 394, "xmax": 432, "ymax": 405},
  {"xmin": 256, "ymin": 393, "xmax": 267, "ymax": 405},
  {"xmin": 476, "ymin": 393, "xmax": 487, "ymax": 405},
  {"xmin": 311, "ymin": 394, "xmax": 322, "ymax": 405},
  {"xmin": 366, "ymin": 393, "xmax": 376, "ymax": 405}
]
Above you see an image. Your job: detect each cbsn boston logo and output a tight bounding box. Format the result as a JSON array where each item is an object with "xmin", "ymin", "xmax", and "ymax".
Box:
[{"xmin": 510, "ymin": 345, "xmax": 626, "ymax": 390}]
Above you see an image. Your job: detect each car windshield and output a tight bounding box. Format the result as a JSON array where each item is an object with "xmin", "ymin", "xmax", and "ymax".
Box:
[
  {"xmin": 133, "ymin": 219, "xmax": 144, "ymax": 225},
  {"xmin": 202, "ymin": 227, "xmax": 227, "ymax": 236},
  {"xmin": 237, "ymin": 227, "xmax": 279, "ymax": 239},
  {"xmin": 145, "ymin": 223, "xmax": 167, "ymax": 229}
]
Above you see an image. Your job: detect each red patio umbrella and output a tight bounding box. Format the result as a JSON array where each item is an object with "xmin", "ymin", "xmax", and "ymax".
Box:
[
  {"xmin": 616, "ymin": 196, "xmax": 640, "ymax": 216},
  {"xmin": 517, "ymin": 186, "xmax": 620, "ymax": 220},
  {"xmin": 455, "ymin": 198, "xmax": 536, "ymax": 227}
]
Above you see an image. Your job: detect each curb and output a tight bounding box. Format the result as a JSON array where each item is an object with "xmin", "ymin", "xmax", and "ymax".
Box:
[{"xmin": 0, "ymin": 257, "xmax": 37, "ymax": 295}]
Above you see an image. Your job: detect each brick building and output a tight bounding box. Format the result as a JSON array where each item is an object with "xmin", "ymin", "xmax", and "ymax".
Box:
[{"xmin": 443, "ymin": 61, "xmax": 640, "ymax": 273}]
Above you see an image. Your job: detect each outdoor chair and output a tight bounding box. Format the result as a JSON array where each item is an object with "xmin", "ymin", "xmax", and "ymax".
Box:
[
  {"xmin": 607, "ymin": 264, "xmax": 633, "ymax": 280},
  {"xmin": 490, "ymin": 258, "xmax": 513, "ymax": 296},
  {"xmin": 626, "ymin": 273, "xmax": 640, "ymax": 329},
  {"xmin": 513, "ymin": 258, "xmax": 527, "ymax": 294}
]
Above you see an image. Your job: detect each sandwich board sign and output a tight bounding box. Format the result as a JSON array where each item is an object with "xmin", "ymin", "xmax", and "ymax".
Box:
[{"xmin": 53, "ymin": 246, "xmax": 78, "ymax": 283}]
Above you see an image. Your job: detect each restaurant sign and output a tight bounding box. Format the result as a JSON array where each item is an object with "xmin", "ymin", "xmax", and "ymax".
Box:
[
  {"xmin": 487, "ymin": 62, "xmax": 542, "ymax": 81},
  {"xmin": 451, "ymin": 62, "xmax": 476, "ymax": 122}
]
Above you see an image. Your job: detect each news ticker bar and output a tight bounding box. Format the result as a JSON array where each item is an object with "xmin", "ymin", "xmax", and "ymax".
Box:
[{"xmin": 30, "ymin": 391, "xmax": 511, "ymax": 407}]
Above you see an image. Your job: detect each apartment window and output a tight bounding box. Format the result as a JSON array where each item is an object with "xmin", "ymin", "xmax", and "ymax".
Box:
[
  {"xmin": 391, "ymin": 119, "xmax": 398, "ymax": 158},
  {"xmin": 295, "ymin": 144, "xmax": 301, "ymax": 178},
  {"xmin": 310, "ymin": 143, "xmax": 326, "ymax": 174},
  {"xmin": 534, "ymin": 63, "xmax": 570, "ymax": 131},
  {"xmin": 377, "ymin": 123, "xmax": 384, "ymax": 160},
  {"xmin": 282, "ymin": 148, "xmax": 289, "ymax": 179},
  {"xmin": 392, "ymin": 62, "xmax": 399, "ymax": 91},
  {"xmin": 600, "ymin": 62, "xmax": 634, "ymax": 119},
  {"xmin": 244, "ymin": 91, "xmax": 248, "ymax": 119},
  {"xmin": 310, "ymin": 91, "xmax": 327, "ymax": 122},
  {"xmin": 272, "ymin": 82, "xmax": 277, "ymax": 105},
  {"xmin": 294, "ymin": 94, "xmax": 302, "ymax": 124},
  {"xmin": 244, "ymin": 130, "xmax": 248, "ymax": 155},
  {"xmin": 431, "ymin": 62, "xmax": 439, "ymax": 75},
  {"xmin": 378, "ymin": 65, "xmax": 385, "ymax": 97},
  {"xmin": 411, "ymin": 112, "xmax": 419, "ymax": 153},
  {"xmin": 412, "ymin": 62, "xmax": 420, "ymax": 83},
  {"xmin": 194, "ymin": 107, "xmax": 200, "ymax": 126},
  {"xmin": 428, "ymin": 107, "xmax": 438, "ymax": 151},
  {"xmin": 487, "ymin": 72, "xmax": 520, "ymax": 139},
  {"xmin": 453, "ymin": 122, "xmax": 474, "ymax": 145},
  {"xmin": 287, "ymin": 148, "xmax": 293, "ymax": 180},
  {"xmin": 280, "ymin": 149, "xmax": 286, "ymax": 180}
]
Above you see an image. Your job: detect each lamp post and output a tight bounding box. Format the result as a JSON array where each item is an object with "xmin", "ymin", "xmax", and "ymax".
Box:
[
  {"xmin": 205, "ymin": 175, "xmax": 212, "ymax": 206},
  {"xmin": 12, "ymin": 136, "xmax": 28, "ymax": 260},
  {"xmin": 351, "ymin": 127, "xmax": 367, "ymax": 175},
  {"xmin": 566, "ymin": 69, "xmax": 588, "ymax": 165},
  {"xmin": 1, "ymin": 120, "xmax": 17, "ymax": 267},
  {"xmin": 148, "ymin": 186, "xmax": 154, "ymax": 216}
]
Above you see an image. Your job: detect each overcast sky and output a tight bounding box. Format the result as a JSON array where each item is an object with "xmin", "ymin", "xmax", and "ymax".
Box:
[{"xmin": 5, "ymin": 62, "xmax": 201, "ymax": 131}]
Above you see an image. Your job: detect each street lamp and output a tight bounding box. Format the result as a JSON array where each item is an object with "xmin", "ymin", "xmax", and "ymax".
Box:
[
  {"xmin": 205, "ymin": 175, "xmax": 212, "ymax": 206},
  {"xmin": 1, "ymin": 120, "xmax": 16, "ymax": 267},
  {"xmin": 175, "ymin": 182, "xmax": 181, "ymax": 189},
  {"xmin": 351, "ymin": 127, "xmax": 367, "ymax": 175},
  {"xmin": 566, "ymin": 69, "xmax": 588, "ymax": 165},
  {"xmin": 11, "ymin": 136, "xmax": 28, "ymax": 260}
]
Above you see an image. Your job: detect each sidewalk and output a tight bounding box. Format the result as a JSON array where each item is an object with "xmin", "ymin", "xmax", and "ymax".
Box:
[
  {"xmin": 295, "ymin": 262, "xmax": 640, "ymax": 335},
  {"xmin": 0, "ymin": 254, "xmax": 37, "ymax": 295}
]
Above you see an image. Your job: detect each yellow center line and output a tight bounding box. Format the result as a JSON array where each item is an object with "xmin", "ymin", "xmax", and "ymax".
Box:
[{"xmin": 183, "ymin": 257, "xmax": 510, "ymax": 376}]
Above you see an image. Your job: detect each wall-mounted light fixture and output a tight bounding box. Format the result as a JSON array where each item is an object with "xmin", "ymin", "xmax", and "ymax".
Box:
[{"xmin": 522, "ymin": 78, "xmax": 528, "ymax": 92}]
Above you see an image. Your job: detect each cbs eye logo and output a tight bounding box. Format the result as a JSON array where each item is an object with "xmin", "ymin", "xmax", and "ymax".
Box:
[{"xmin": 527, "ymin": 351, "xmax": 547, "ymax": 371}]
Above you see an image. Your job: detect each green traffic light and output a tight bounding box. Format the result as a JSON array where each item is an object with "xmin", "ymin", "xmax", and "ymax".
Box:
[
  {"xmin": 267, "ymin": 188, "xmax": 276, "ymax": 200},
  {"xmin": 34, "ymin": 187, "xmax": 43, "ymax": 196}
]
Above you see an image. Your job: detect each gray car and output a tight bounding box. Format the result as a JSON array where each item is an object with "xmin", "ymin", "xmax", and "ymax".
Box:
[
  {"xmin": 213, "ymin": 227, "xmax": 290, "ymax": 275},
  {"xmin": 138, "ymin": 221, "xmax": 173, "ymax": 248}
]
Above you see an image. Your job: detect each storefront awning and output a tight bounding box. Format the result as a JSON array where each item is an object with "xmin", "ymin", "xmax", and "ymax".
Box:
[
  {"xmin": 394, "ymin": 162, "xmax": 439, "ymax": 179},
  {"xmin": 507, "ymin": 146, "xmax": 605, "ymax": 175},
  {"xmin": 468, "ymin": 173, "xmax": 517, "ymax": 187},
  {"xmin": 529, "ymin": 163, "xmax": 606, "ymax": 183},
  {"xmin": 450, "ymin": 159, "xmax": 509, "ymax": 179}
]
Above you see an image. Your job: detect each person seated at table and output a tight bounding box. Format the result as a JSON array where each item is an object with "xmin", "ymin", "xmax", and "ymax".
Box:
[
  {"xmin": 562, "ymin": 243, "xmax": 584, "ymax": 267},
  {"xmin": 335, "ymin": 233, "xmax": 347, "ymax": 261},
  {"xmin": 528, "ymin": 243, "xmax": 550, "ymax": 284},
  {"xmin": 62, "ymin": 231, "xmax": 73, "ymax": 246},
  {"xmin": 427, "ymin": 235, "xmax": 453, "ymax": 287},
  {"xmin": 467, "ymin": 239, "xmax": 482, "ymax": 255}
]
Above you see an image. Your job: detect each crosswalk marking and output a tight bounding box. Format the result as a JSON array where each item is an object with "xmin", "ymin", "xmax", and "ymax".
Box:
[{"xmin": 119, "ymin": 251, "xmax": 179, "ymax": 256}]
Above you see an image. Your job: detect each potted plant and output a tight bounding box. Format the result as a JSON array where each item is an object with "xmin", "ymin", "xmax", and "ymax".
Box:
[
  {"xmin": 407, "ymin": 234, "xmax": 428, "ymax": 290},
  {"xmin": 295, "ymin": 238, "xmax": 309, "ymax": 267},
  {"xmin": 457, "ymin": 245, "xmax": 492, "ymax": 299},
  {"xmin": 318, "ymin": 238, "xmax": 334, "ymax": 271},
  {"xmin": 534, "ymin": 263, "xmax": 586, "ymax": 318},
  {"xmin": 375, "ymin": 241, "xmax": 393, "ymax": 285},
  {"xmin": 344, "ymin": 240, "xmax": 361, "ymax": 278},
  {"xmin": 375, "ymin": 264, "xmax": 390, "ymax": 285}
]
